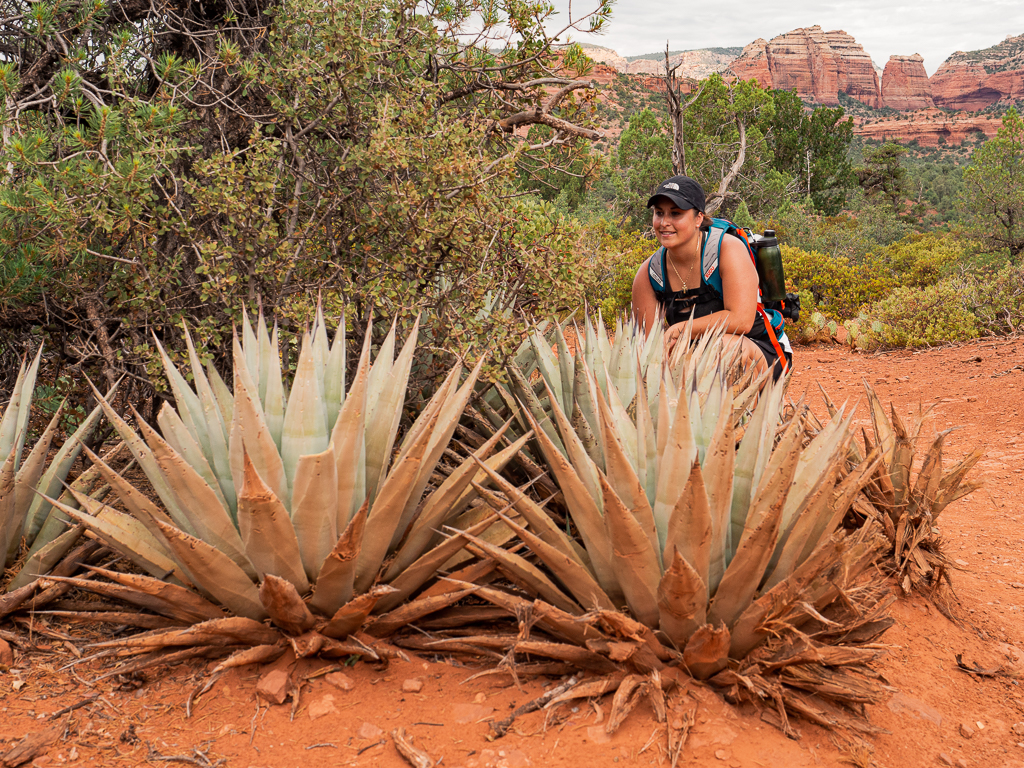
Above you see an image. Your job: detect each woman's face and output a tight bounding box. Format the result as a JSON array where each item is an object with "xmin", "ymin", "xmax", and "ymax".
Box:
[{"xmin": 651, "ymin": 199, "xmax": 701, "ymax": 251}]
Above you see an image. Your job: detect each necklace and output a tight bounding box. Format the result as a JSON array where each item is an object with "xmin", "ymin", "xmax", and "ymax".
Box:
[{"xmin": 669, "ymin": 232, "xmax": 702, "ymax": 292}]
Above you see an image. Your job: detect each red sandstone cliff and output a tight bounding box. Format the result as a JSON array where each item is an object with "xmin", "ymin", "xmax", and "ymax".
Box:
[
  {"xmin": 931, "ymin": 33, "xmax": 1024, "ymax": 111},
  {"xmin": 728, "ymin": 26, "xmax": 881, "ymax": 107},
  {"xmin": 853, "ymin": 109, "xmax": 1001, "ymax": 147},
  {"xmin": 881, "ymin": 55, "xmax": 934, "ymax": 110}
]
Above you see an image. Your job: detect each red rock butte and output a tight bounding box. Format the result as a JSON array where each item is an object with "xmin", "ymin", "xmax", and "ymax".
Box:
[
  {"xmin": 882, "ymin": 54, "xmax": 934, "ymax": 111},
  {"xmin": 729, "ymin": 26, "xmax": 881, "ymax": 107},
  {"xmin": 931, "ymin": 33, "xmax": 1024, "ymax": 111}
]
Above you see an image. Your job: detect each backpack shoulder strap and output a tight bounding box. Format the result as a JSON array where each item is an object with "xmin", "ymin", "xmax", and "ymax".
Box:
[
  {"xmin": 647, "ymin": 248, "xmax": 667, "ymax": 294},
  {"xmin": 701, "ymin": 226, "xmax": 726, "ymax": 294}
]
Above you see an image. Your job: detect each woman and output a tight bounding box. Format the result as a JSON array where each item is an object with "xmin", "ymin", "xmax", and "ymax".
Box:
[{"xmin": 630, "ymin": 175, "xmax": 792, "ymax": 377}]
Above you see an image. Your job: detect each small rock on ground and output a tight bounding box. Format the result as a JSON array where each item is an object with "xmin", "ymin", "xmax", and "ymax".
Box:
[{"xmin": 402, "ymin": 678, "xmax": 424, "ymax": 693}]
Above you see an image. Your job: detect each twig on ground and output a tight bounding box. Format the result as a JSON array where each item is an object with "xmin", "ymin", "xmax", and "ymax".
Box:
[
  {"xmin": 487, "ymin": 674, "xmax": 580, "ymax": 740},
  {"xmin": 391, "ymin": 728, "xmax": 434, "ymax": 768}
]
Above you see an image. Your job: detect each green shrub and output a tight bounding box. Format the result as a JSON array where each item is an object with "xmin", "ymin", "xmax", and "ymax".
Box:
[
  {"xmin": 782, "ymin": 245, "xmax": 891, "ymax": 320},
  {"xmin": 871, "ymin": 232, "xmax": 969, "ymax": 288},
  {"xmin": 580, "ymin": 228, "xmax": 657, "ymax": 320},
  {"xmin": 969, "ymin": 261, "xmax": 1024, "ymax": 335},
  {"xmin": 862, "ymin": 280, "xmax": 978, "ymax": 348}
]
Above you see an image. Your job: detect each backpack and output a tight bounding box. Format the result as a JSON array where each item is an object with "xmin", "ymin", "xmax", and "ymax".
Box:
[{"xmin": 648, "ymin": 217, "xmax": 790, "ymax": 372}]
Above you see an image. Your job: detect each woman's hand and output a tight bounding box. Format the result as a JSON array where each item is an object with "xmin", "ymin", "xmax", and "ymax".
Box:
[{"xmin": 665, "ymin": 322, "xmax": 686, "ymax": 357}]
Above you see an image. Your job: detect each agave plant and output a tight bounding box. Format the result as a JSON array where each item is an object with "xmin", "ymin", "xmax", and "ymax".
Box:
[
  {"xmin": 41, "ymin": 310, "xmax": 531, "ymax": 672},
  {"xmin": 825, "ymin": 382, "xmax": 982, "ymax": 596},
  {"xmin": 405, "ymin": 323, "xmax": 892, "ymax": 734},
  {"xmin": 0, "ymin": 346, "xmax": 110, "ymax": 597}
]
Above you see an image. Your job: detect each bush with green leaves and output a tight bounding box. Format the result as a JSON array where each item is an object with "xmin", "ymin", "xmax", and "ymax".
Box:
[
  {"xmin": 968, "ymin": 261, "xmax": 1024, "ymax": 335},
  {"xmin": 862, "ymin": 280, "xmax": 978, "ymax": 348},
  {"xmin": 0, "ymin": 0, "xmax": 611, "ymax": 395}
]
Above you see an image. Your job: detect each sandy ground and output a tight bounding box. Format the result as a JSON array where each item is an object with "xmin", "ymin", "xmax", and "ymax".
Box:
[{"xmin": 1, "ymin": 338, "xmax": 1023, "ymax": 768}]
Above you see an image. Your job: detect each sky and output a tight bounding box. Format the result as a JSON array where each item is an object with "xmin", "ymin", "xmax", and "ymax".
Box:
[{"xmin": 554, "ymin": 0, "xmax": 1024, "ymax": 75}]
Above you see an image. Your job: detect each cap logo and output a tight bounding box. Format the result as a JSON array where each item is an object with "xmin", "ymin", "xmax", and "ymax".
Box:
[{"xmin": 664, "ymin": 183, "xmax": 679, "ymax": 191}]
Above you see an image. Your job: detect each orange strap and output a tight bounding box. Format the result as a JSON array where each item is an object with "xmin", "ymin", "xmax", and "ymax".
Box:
[{"xmin": 757, "ymin": 305, "xmax": 789, "ymax": 374}]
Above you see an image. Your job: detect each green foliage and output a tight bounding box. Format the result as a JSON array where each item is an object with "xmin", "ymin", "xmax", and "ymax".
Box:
[
  {"xmin": 856, "ymin": 143, "xmax": 909, "ymax": 215},
  {"xmin": 961, "ymin": 108, "xmax": 1024, "ymax": 258},
  {"xmin": 968, "ymin": 261, "xmax": 1024, "ymax": 335},
  {"xmin": 582, "ymin": 229, "xmax": 657, "ymax": 320},
  {"xmin": 614, "ymin": 109, "xmax": 672, "ymax": 229},
  {"xmin": 863, "ymin": 280, "xmax": 978, "ymax": 348},
  {"xmin": 679, "ymin": 74, "xmax": 787, "ymax": 219},
  {"xmin": 766, "ymin": 192, "xmax": 912, "ymax": 266},
  {"xmin": 760, "ymin": 90, "xmax": 855, "ymax": 215},
  {"xmin": 732, "ymin": 200, "xmax": 755, "ymax": 229},
  {"xmin": 0, "ymin": 0, "xmax": 610, "ymax": 391},
  {"xmin": 782, "ymin": 246, "xmax": 890, "ymax": 321}
]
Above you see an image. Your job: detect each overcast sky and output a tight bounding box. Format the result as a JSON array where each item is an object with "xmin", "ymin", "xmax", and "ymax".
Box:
[{"xmin": 555, "ymin": 1, "xmax": 1024, "ymax": 75}]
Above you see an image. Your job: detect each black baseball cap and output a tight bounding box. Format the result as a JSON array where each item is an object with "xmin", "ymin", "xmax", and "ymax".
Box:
[{"xmin": 646, "ymin": 175, "xmax": 706, "ymax": 213}]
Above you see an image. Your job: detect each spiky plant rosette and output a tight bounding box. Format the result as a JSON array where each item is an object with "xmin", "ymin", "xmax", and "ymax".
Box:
[
  {"xmin": 410, "ymin": 320, "xmax": 893, "ymax": 735},
  {"xmin": 38, "ymin": 310, "xmax": 533, "ymax": 675},
  {"xmin": 0, "ymin": 346, "xmax": 117, "ymax": 611},
  {"xmin": 824, "ymin": 382, "xmax": 983, "ymax": 597}
]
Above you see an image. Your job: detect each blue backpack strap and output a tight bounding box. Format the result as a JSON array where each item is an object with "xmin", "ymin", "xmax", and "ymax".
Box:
[
  {"xmin": 700, "ymin": 225, "xmax": 726, "ymax": 295},
  {"xmin": 647, "ymin": 247, "xmax": 667, "ymax": 294}
]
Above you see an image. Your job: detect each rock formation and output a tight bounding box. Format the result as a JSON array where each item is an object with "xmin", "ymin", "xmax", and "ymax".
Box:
[
  {"xmin": 881, "ymin": 55, "xmax": 934, "ymax": 110},
  {"xmin": 931, "ymin": 33, "xmax": 1024, "ymax": 111},
  {"xmin": 728, "ymin": 26, "xmax": 881, "ymax": 107},
  {"xmin": 853, "ymin": 109, "xmax": 1001, "ymax": 147},
  {"xmin": 577, "ymin": 44, "xmax": 737, "ymax": 80}
]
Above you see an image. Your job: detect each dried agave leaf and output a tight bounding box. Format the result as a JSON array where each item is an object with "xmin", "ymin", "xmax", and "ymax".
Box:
[
  {"xmin": 657, "ymin": 548, "xmax": 707, "ymax": 650},
  {"xmin": 309, "ymin": 500, "xmax": 368, "ymax": 616},
  {"xmin": 600, "ymin": 474, "xmax": 660, "ymax": 628},
  {"xmin": 69, "ymin": 566, "xmax": 223, "ymax": 624},
  {"xmin": 290, "ymin": 443, "xmax": 339, "ymax": 581},
  {"xmin": 154, "ymin": 519, "xmax": 266, "ymax": 621},
  {"xmin": 322, "ymin": 585, "xmax": 397, "ymax": 639},
  {"xmin": 237, "ymin": 453, "xmax": 309, "ymax": 593},
  {"xmin": 495, "ymin": 511, "xmax": 614, "ymax": 612},
  {"xmin": 259, "ymin": 575, "xmax": 315, "ymax": 635},
  {"xmin": 461, "ymin": 531, "xmax": 581, "ymax": 616},
  {"xmin": 682, "ymin": 623, "xmax": 730, "ymax": 680}
]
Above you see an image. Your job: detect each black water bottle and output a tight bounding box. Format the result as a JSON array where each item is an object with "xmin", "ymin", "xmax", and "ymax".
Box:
[{"xmin": 754, "ymin": 230, "xmax": 786, "ymax": 302}]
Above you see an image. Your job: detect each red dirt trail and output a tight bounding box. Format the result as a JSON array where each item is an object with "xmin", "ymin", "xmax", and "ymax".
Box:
[{"xmin": 2, "ymin": 338, "xmax": 1024, "ymax": 768}]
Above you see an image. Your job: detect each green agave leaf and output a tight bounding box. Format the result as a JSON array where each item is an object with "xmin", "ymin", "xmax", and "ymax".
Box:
[
  {"xmin": 13, "ymin": 406, "xmax": 62, "ymax": 528},
  {"xmin": 324, "ymin": 315, "xmax": 347, "ymax": 432},
  {"xmin": 232, "ymin": 335, "xmax": 289, "ymax": 509},
  {"xmin": 290, "ymin": 442, "xmax": 339, "ymax": 582},
  {"xmin": 703, "ymin": 383, "xmax": 735, "ymax": 596},
  {"xmin": 152, "ymin": 334, "xmax": 212, "ymax": 462},
  {"xmin": 365, "ymin": 318, "xmax": 419, "ymax": 503},
  {"xmin": 595, "ymin": 383, "xmax": 659, "ymax": 563},
  {"xmin": 653, "ymin": 370, "xmax": 697, "ymax": 552},
  {"xmin": 157, "ymin": 403, "xmax": 231, "ymax": 518},
  {"xmin": 136, "ymin": 416, "xmax": 255, "ymax": 579},
  {"xmin": 182, "ymin": 324, "xmax": 236, "ymax": 515},
  {"xmin": 353, "ymin": 407, "xmax": 433, "ymax": 594},
  {"xmin": 21, "ymin": 396, "xmax": 104, "ymax": 544},
  {"xmin": 280, "ymin": 335, "xmax": 329, "ymax": 484}
]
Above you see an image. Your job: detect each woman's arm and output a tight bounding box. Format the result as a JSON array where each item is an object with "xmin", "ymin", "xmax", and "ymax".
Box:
[
  {"xmin": 665, "ymin": 234, "xmax": 759, "ymax": 346},
  {"xmin": 631, "ymin": 256, "xmax": 660, "ymax": 337}
]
